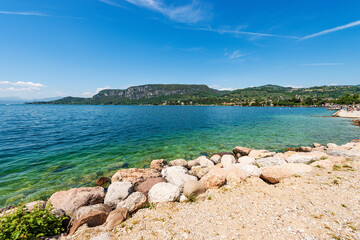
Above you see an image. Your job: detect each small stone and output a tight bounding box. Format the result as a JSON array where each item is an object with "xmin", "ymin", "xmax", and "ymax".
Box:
[{"xmin": 25, "ymin": 200, "xmax": 46, "ymax": 211}]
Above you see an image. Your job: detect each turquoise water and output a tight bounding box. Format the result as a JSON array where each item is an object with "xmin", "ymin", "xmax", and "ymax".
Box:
[{"xmin": 0, "ymin": 105, "xmax": 359, "ymax": 207}]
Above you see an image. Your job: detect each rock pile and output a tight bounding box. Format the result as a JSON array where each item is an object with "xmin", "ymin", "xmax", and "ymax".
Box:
[{"xmin": 14, "ymin": 140, "xmax": 360, "ymax": 237}]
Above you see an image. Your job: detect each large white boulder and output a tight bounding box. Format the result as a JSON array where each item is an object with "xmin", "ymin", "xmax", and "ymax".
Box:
[
  {"xmin": 161, "ymin": 166, "xmax": 197, "ymax": 190},
  {"xmin": 148, "ymin": 182, "xmax": 181, "ymax": 203},
  {"xmin": 238, "ymin": 156, "xmax": 256, "ymax": 165},
  {"xmin": 104, "ymin": 182, "xmax": 133, "ymax": 208},
  {"xmin": 238, "ymin": 164, "xmax": 261, "ymax": 177}
]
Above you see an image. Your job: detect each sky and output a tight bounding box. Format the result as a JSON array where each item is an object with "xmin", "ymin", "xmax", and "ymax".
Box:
[{"xmin": 0, "ymin": 0, "xmax": 359, "ymax": 99}]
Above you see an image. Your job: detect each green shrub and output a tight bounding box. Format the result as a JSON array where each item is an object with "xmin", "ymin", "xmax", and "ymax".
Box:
[{"xmin": 0, "ymin": 203, "xmax": 68, "ymax": 240}]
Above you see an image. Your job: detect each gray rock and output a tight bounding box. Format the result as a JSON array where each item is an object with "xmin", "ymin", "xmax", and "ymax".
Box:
[
  {"xmin": 117, "ymin": 192, "xmax": 147, "ymax": 213},
  {"xmin": 169, "ymin": 159, "xmax": 188, "ymax": 168},
  {"xmin": 254, "ymin": 157, "xmax": 287, "ymax": 167},
  {"xmin": 189, "ymin": 166, "xmax": 212, "ymax": 179},
  {"xmin": 221, "ymin": 155, "xmax": 236, "ymax": 169},
  {"xmin": 286, "ymin": 152, "xmax": 328, "ymax": 164},
  {"xmin": 327, "ymin": 149, "xmax": 360, "ymax": 158},
  {"xmin": 161, "ymin": 166, "xmax": 197, "ymax": 190},
  {"xmin": 104, "ymin": 182, "xmax": 133, "ymax": 208},
  {"xmin": 148, "ymin": 182, "xmax": 181, "ymax": 203}
]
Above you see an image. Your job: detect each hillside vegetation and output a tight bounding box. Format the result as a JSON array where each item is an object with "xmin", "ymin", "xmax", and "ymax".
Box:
[{"xmin": 30, "ymin": 84, "xmax": 360, "ymax": 106}]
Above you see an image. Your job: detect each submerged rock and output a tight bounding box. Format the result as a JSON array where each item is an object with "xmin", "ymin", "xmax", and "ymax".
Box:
[
  {"xmin": 48, "ymin": 187, "xmax": 105, "ymax": 217},
  {"xmin": 95, "ymin": 177, "xmax": 111, "ymax": 187}
]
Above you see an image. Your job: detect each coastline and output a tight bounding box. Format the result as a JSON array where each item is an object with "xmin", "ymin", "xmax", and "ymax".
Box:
[
  {"xmin": 333, "ymin": 109, "xmax": 360, "ymax": 118},
  {"xmin": 1, "ymin": 139, "xmax": 360, "ymax": 239}
]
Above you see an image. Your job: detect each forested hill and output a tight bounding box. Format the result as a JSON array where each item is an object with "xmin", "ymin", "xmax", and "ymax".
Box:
[{"xmin": 30, "ymin": 84, "xmax": 360, "ymax": 106}]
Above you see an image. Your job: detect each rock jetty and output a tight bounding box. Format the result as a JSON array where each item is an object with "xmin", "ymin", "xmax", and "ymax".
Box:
[{"xmin": 3, "ymin": 140, "xmax": 360, "ymax": 239}]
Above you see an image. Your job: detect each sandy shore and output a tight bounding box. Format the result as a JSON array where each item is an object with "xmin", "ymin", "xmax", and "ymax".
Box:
[{"xmin": 333, "ymin": 109, "xmax": 360, "ymax": 118}]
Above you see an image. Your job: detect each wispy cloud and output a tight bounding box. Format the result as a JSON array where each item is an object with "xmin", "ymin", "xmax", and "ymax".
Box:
[
  {"xmin": 189, "ymin": 26, "xmax": 300, "ymax": 39},
  {"xmin": 99, "ymin": 0, "xmax": 210, "ymax": 23},
  {"xmin": 0, "ymin": 11, "xmax": 48, "ymax": 17},
  {"xmin": 301, "ymin": 19, "xmax": 360, "ymax": 40},
  {"xmin": 0, "ymin": 81, "xmax": 45, "ymax": 92},
  {"xmin": 225, "ymin": 49, "xmax": 245, "ymax": 60},
  {"xmin": 302, "ymin": 63, "xmax": 343, "ymax": 66}
]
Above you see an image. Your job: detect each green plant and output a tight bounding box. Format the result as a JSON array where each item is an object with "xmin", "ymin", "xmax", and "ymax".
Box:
[
  {"xmin": 185, "ymin": 194, "xmax": 197, "ymax": 203},
  {"xmin": 0, "ymin": 203, "xmax": 68, "ymax": 240},
  {"xmin": 333, "ymin": 165, "xmax": 341, "ymax": 171}
]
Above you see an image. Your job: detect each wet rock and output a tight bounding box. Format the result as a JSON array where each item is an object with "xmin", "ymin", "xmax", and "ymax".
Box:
[
  {"xmin": 111, "ymin": 168, "xmax": 161, "ymax": 186},
  {"xmin": 104, "ymin": 182, "xmax": 133, "ymax": 208},
  {"xmin": 135, "ymin": 177, "xmax": 166, "ymax": 196},
  {"xmin": 260, "ymin": 163, "xmax": 313, "ymax": 184},
  {"xmin": 106, "ymin": 208, "xmax": 129, "ymax": 229},
  {"xmin": 69, "ymin": 204, "xmax": 112, "ymax": 235},
  {"xmin": 117, "ymin": 192, "xmax": 147, "ymax": 213},
  {"xmin": 183, "ymin": 180, "xmax": 206, "ymax": 197},
  {"xmin": 200, "ymin": 167, "xmax": 226, "ymax": 189},
  {"xmin": 95, "ymin": 177, "xmax": 111, "ymax": 187},
  {"xmin": 150, "ymin": 159, "xmax": 168, "ymax": 172},
  {"xmin": 48, "ymin": 187, "xmax": 105, "ymax": 217},
  {"xmin": 148, "ymin": 182, "xmax": 181, "ymax": 203},
  {"xmin": 169, "ymin": 159, "xmax": 188, "ymax": 168}
]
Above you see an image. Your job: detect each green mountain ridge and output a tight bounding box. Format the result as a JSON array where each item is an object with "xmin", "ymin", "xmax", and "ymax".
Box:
[{"xmin": 30, "ymin": 84, "xmax": 360, "ymax": 106}]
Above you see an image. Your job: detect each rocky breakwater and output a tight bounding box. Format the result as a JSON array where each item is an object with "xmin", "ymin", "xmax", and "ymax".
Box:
[{"xmin": 4, "ymin": 140, "xmax": 360, "ymax": 239}]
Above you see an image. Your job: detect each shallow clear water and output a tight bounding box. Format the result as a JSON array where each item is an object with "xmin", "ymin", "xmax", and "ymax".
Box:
[{"xmin": 0, "ymin": 105, "xmax": 359, "ymax": 207}]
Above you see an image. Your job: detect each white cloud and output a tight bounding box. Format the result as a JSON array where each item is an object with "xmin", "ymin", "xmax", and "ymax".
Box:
[
  {"xmin": 82, "ymin": 86, "xmax": 111, "ymax": 97},
  {"xmin": 0, "ymin": 81, "xmax": 45, "ymax": 92},
  {"xmin": 286, "ymin": 85, "xmax": 304, "ymax": 88},
  {"xmin": 99, "ymin": 0, "xmax": 209, "ymax": 23},
  {"xmin": 301, "ymin": 19, "xmax": 360, "ymax": 40},
  {"xmin": 0, "ymin": 11, "xmax": 48, "ymax": 17},
  {"xmin": 302, "ymin": 63, "xmax": 343, "ymax": 66},
  {"xmin": 219, "ymin": 88, "xmax": 233, "ymax": 91},
  {"xmin": 191, "ymin": 26, "xmax": 299, "ymax": 39}
]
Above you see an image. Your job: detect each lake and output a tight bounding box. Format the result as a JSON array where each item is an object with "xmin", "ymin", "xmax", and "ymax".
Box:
[{"xmin": 0, "ymin": 105, "xmax": 359, "ymax": 207}]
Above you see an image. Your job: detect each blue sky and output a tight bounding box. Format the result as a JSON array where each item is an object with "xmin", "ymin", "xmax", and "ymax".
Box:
[{"xmin": 0, "ymin": 0, "xmax": 359, "ymax": 99}]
